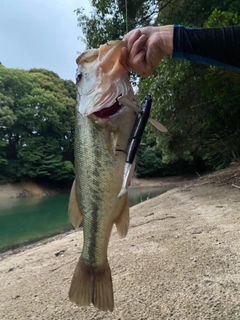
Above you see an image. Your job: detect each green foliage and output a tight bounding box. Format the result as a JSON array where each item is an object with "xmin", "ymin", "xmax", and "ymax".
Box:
[
  {"xmin": 0, "ymin": 105, "xmax": 16, "ymax": 127},
  {"xmin": 75, "ymin": 0, "xmax": 159, "ymax": 49},
  {"xmin": 17, "ymin": 138, "xmax": 75, "ymax": 181},
  {"xmin": 135, "ymin": 143, "xmax": 177, "ymax": 177},
  {"xmin": 205, "ymin": 2, "xmax": 240, "ymax": 27},
  {"xmin": 0, "ymin": 140, "xmax": 8, "ymax": 168},
  {"xmin": 138, "ymin": 57, "xmax": 240, "ymax": 170},
  {"xmin": 0, "ymin": 66, "xmax": 76, "ymax": 183},
  {"xmin": 138, "ymin": 0, "xmax": 240, "ymax": 172}
]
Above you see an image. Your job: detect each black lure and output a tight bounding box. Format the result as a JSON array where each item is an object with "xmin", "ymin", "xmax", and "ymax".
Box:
[{"xmin": 126, "ymin": 95, "xmax": 152, "ymax": 164}]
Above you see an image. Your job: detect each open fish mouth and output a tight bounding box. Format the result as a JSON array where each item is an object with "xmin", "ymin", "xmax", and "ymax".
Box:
[{"xmin": 93, "ymin": 98, "xmax": 123, "ymax": 119}]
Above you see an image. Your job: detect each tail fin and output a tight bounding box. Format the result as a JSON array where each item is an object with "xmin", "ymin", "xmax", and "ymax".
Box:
[{"xmin": 68, "ymin": 259, "xmax": 114, "ymax": 312}]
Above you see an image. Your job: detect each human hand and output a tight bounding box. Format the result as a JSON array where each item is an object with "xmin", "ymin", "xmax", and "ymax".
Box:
[{"xmin": 120, "ymin": 25, "xmax": 173, "ymax": 77}]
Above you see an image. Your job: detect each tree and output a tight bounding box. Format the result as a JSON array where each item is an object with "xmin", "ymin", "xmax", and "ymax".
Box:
[
  {"xmin": 0, "ymin": 65, "xmax": 76, "ymax": 183},
  {"xmin": 75, "ymin": 0, "xmax": 164, "ymax": 49}
]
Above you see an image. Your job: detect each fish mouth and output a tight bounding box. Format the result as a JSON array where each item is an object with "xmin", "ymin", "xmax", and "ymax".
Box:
[{"xmin": 93, "ymin": 99, "xmax": 123, "ymax": 119}]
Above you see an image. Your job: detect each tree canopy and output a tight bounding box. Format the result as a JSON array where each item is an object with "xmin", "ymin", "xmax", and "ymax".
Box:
[{"xmin": 0, "ymin": 66, "xmax": 75, "ymax": 183}]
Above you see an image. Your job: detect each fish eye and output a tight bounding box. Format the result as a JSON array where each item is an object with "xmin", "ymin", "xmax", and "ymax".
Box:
[{"xmin": 76, "ymin": 72, "xmax": 82, "ymax": 84}]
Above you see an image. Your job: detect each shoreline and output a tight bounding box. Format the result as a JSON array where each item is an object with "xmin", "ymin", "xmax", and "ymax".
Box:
[
  {"xmin": 0, "ymin": 176, "xmax": 188, "ymax": 258},
  {"xmin": 0, "ymin": 167, "xmax": 238, "ymax": 260},
  {"xmin": 0, "ymin": 175, "xmax": 197, "ymax": 200},
  {"xmin": 0, "ymin": 229, "xmax": 76, "ymax": 261}
]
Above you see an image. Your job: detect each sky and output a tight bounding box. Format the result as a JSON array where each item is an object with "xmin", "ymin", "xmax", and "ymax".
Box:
[{"xmin": 0, "ymin": 0, "xmax": 92, "ymax": 81}]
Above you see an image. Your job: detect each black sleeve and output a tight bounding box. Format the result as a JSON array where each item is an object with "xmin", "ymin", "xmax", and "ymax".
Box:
[{"xmin": 172, "ymin": 25, "xmax": 240, "ymax": 70}]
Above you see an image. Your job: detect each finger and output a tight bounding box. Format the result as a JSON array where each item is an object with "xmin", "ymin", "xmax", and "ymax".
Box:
[
  {"xmin": 145, "ymin": 46, "xmax": 164, "ymax": 74},
  {"xmin": 128, "ymin": 34, "xmax": 147, "ymax": 61},
  {"xmin": 119, "ymin": 47, "xmax": 128, "ymax": 69},
  {"xmin": 132, "ymin": 51, "xmax": 155, "ymax": 78},
  {"xmin": 130, "ymin": 51, "xmax": 148, "ymax": 77},
  {"xmin": 123, "ymin": 29, "xmax": 142, "ymax": 49}
]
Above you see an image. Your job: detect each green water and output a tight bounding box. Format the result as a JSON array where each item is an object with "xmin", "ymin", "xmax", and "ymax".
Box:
[{"xmin": 0, "ymin": 187, "xmax": 168, "ymax": 252}]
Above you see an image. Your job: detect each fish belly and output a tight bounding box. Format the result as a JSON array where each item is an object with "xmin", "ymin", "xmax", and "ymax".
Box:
[{"xmin": 75, "ymin": 112, "xmax": 127, "ymax": 266}]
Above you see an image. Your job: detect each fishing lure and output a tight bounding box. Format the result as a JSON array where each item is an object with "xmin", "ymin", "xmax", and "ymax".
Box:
[{"xmin": 118, "ymin": 95, "xmax": 153, "ymax": 197}]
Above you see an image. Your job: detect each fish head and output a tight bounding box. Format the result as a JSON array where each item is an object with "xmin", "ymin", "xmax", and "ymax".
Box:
[{"xmin": 76, "ymin": 40, "xmax": 135, "ymax": 119}]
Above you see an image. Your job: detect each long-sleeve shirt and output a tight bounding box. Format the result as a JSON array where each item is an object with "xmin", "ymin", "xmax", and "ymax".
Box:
[{"xmin": 172, "ymin": 25, "xmax": 240, "ymax": 71}]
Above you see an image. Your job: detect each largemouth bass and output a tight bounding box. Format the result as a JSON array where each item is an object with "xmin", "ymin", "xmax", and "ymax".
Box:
[{"xmin": 68, "ymin": 40, "xmax": 137, "ymax": 312}]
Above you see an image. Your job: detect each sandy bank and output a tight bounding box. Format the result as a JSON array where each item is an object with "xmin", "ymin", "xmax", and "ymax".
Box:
[
  {"xmin": 0, "ymin": 166, "xmax": 240, "ymax": 319},
  {"xmin": 0, "ymin": 181, "xmax": 53, "ymax": 199}
]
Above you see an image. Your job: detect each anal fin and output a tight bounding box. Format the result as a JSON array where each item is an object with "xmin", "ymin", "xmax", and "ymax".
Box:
[{"xmin": 68, "ymin": 179, "xmax": 82, "ymax": 228}]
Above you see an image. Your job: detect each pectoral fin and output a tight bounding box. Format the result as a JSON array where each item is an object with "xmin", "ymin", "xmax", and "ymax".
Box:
[
  {"xmin": 106, "ymin": 130, "xmax": 119, "ymax": 156},
  {"xmin": 110, "ymin": 130, "xmax": 119, "ymax": 155},
  {"xmin": 114, "ymin": 196, "xmax": 129, "ymax": 238},
  {"xmin": 68, "ymin": 179, "xmax": 82, "ymax": 228}
]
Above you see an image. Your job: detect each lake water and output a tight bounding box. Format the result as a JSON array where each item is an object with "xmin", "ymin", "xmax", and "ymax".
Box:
[{"xmin": 0, "ymin": 186, "xmax": 169, "ymax": 253}]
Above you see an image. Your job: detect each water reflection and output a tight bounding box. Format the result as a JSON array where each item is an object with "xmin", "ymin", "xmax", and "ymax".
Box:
[
  {"xmin": 128, "ymin": 186, "xmax": 169, "ymax": 207},
  {"xmin": 0, "ymin": 196, "xmax": 43, "ymax": 213}
]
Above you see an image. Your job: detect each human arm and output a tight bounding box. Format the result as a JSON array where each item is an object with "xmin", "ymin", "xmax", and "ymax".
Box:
[
  {"xmin": 173, "ymin": 25, "xmax": 240, "ymax": 71},
  {"xmin": 121, "ymin": 25, "xmax": 240, "ymax": 77}
]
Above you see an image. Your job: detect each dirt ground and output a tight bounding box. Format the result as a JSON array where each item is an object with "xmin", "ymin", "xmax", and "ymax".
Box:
[{"xmin": 0, "ymin": 166, "xmax": 240, "ymax": 319}]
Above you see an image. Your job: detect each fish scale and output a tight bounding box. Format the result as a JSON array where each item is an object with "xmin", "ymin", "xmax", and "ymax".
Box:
[{"xmin": 75, "ymin": 114, "xmax": 114, "ymax": 265}]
